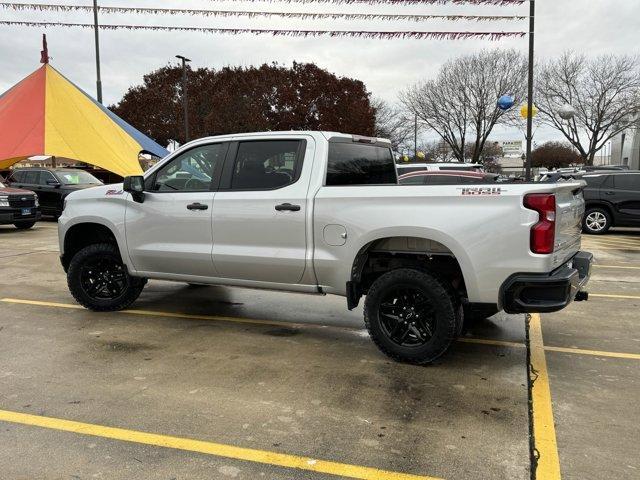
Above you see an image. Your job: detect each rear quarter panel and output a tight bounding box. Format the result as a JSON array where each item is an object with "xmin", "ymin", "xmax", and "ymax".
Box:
[{"xmin": 313, "ymin": 183, "xmax": 579, "ymax": 304}]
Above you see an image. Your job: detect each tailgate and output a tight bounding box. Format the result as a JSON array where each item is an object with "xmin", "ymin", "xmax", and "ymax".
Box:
[{"xmin": 553, "ymin": 182, "xmax": 585, "ymax": 267}]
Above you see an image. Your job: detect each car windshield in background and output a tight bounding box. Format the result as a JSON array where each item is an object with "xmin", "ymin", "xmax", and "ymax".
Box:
[{"xmin": 58, "ymin": 171, "xmax": 102, "ymax": 185}]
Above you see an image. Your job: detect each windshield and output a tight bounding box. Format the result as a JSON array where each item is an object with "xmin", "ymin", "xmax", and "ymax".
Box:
[{"xmin": 57, "ymin": 171, "xmax": 102, "ymax": 185}]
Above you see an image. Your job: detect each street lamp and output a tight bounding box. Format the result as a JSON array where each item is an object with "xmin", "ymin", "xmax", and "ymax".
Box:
[{"xmin": 176, "ymin": 55, "xmax": 191, "ymax": 143}]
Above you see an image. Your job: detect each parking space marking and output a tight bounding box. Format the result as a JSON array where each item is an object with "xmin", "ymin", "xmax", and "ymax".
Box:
[
  {"xmin": 0, "ymin": 297, "xmax": 340, "ymax": 330},
  {"xmin": 544, "ymin": 346, "xmax": 640, "ymax": 361},
  {"xmin": 5, "ymin": 298, "xmax": 640, "ymax": 362},
  {"xmin": 528, "ymin": 313, "xmax": 562, "ymax": 480},
  {"xmin": 0, "ymin": 409, "xmax": 439, "ymax": 480},
  {"xmin": 581, "ymin": 245, "xmax": 640, "ymax": 251},
  {"xmin": 584, "ymin": 238, "xmax": 640, "ymax": 247},
  {"xmin": 456, "ymin": 337, "xmax": 525, "ymax": 349},
  {"xmin": 593, "ymin": 264, "xmax": 640, "ymax": 270},
  {"xmin": 589, "ymin": 293, "xmax": 640, "ymax": 300}
]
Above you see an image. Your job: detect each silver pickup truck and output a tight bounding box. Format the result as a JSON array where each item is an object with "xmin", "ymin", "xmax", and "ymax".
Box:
[{"xmin": 58, "ymin": 131, "xmax": 593, "ymax": 364}]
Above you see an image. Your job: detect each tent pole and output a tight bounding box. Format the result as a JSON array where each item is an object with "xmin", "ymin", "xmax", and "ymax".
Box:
[{"xmin": 93, "ymin": 0, "xmax": 103, "ymax": 103}]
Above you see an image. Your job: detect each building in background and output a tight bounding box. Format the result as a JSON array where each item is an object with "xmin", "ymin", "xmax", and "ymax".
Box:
[{"xmin": 609, "ymin": 128, "xmax": 640, "ymax": 169}]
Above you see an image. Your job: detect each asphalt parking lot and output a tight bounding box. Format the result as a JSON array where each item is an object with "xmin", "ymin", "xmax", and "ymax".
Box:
[{"xmin": 0, "ymin": 222, "xmax": 638, "ymax": 480}]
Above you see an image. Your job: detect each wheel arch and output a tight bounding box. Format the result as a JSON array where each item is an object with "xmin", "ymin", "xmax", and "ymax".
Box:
[
  {"xmin": 61, "ymin": 220, "xmax": 128, "ymax": 272},
  {"xmin": 347, "ymin": 232, "xmax": 476, "ymax": 310}
]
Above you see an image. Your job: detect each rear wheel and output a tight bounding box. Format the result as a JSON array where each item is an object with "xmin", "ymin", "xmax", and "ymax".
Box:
[
  {"xmin": 67, "ymin": 243, "xmax": 145, "ymax": 311},
  {"xmin": 14, "ymin": 222, "xmax": 36, "ymax": 230},
  {"xmin": 364, "ymin": 268, "xmax": 458, "ymax": 364},
  {"xmin": 583, "ymin": 207, "xmax": 611, "ymax": 235}
]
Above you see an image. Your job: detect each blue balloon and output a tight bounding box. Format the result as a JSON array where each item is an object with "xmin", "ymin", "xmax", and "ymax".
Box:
[{"xmin": 497, "ymin": 95, "xmax": 515, "ymax": 111}]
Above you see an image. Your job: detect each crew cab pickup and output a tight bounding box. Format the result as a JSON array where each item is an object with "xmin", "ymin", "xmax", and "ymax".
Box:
[{"xmin": 58, "ymin": 132, "xmax": 593, "ymax": 364}]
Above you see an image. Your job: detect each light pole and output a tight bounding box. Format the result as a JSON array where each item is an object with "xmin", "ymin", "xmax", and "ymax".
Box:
[
  {"xmin": 92, "ymin": 0, "xmax": 103, "ymax": 103},
  {"xmin": 524, "ymin": 0, "xmax": 536, "ymax": 181},
  {"xmin": 176, "ymin": 55, "xmax": 191, "ymax": 143}
]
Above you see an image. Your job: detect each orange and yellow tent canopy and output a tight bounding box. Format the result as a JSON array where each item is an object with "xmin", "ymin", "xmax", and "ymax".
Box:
[{"xmin": 0, "ymin": 64, "xmax": 167, "ymax": 176}]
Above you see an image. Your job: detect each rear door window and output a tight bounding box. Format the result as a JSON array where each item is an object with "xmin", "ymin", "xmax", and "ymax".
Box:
[
  {"xmin": 614, "ymin": 174, "xmax": 640, "ymax": 191},
  {"xmin": 327, "ymin": 143, "xmax": 397, "ymax": 186},
  {"xmin": 230, "ymin": 140, "xmax": 304, "ymax": 190}
]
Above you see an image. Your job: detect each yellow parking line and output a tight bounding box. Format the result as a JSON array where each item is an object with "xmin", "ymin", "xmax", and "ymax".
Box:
[
  {"xmin": 581, "ymin": 245, "xmax": 640, "ymax": 251},
  {"xmin": 583, "ymin": 236, "xmax": 640, "ymax": 246},
  {"xmin": 5, "ymin": 298, "xmax": 640, "ymax": 361},
  {"xmin": 457, "ymin": 337, "xmax": 525, "ymax": 349},
  {"xmin": 590, "ymin": 293, "xmax": 640, "ymax": 300},
  {"xmin": 528, "ymin": 313, "xmax": 562, "ymax": 480},
  {"xmin": 0, "ymin": 409, "xmax": 437, "ymax": 480},
  {"xmin": 0, "ymin": 297, "xmax": 341, "ymax": 331},
  {"xmin": 544, "ymin": 346, "xmax": 640, "ymax": 361},
  {"xmin": 461, "ymin": 337, "xmax": 640, "ymax": 361},
  {"xmin": 593, "ymin": 264, "xmax": 640, "ymax": 270}
]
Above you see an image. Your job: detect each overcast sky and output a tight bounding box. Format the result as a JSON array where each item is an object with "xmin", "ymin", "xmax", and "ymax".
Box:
[{"xmin": 1, "ymin": 0, "xmax": 639, "ymax": 145}]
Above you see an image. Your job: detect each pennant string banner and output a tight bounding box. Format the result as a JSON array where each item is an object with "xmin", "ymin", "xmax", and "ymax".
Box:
[
  {"xmin": 0, "ymin": 20, "xmax": 527, "ymax": 40},
  {"xmin": 0, "ymin": 3, "xmax": 528, "ymax": 22},
  {"xmin": 204, "ymin": 0, "xmax": 526, "ymax": 4}
]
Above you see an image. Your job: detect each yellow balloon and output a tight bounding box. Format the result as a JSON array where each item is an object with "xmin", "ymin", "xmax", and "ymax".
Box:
[
  {"xmin": 416, "ymin": 151, "xmax": 426, "ymax": 159},
  {"xmin": 520, "ymin": 104, "xmax": 539, "ymax": 119}
]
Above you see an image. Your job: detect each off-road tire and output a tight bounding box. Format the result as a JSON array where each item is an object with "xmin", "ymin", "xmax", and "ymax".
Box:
[
  {"xmin": 67, "ymin": 243, "xmax": 145, "ymax": 311},
  {"xmin": 364, "ymin": 268, "xmax": 458, "ymax": 365},
  {"xmin": 583, "ymin": 207, "xmax": 611, "ymax": 235},
  {"xmin": 14, "ymin": 222, "xmax": 36, "ymax": 230}
]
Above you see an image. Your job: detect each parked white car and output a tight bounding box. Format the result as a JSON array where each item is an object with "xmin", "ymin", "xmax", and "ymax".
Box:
[{"xmin": 58, "ymin": 131, "xmax": 592, "ymax": 364}]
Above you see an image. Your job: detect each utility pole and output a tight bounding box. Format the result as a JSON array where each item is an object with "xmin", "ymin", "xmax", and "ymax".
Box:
[
  {"xmin": 92, "ymin": 0, "xmax": 103, "ymax": 103},
  {"xmin": 524, "ymin": 0, "xmax": 535, "ymax": 181},
  {"xmin": 176, "ymin": 55, "xmax": 191, "ymax": 143}
]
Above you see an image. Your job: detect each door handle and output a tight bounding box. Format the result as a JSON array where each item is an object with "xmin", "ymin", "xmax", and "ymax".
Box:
[
  {"xmin": 275, "ymin": 203, "xmax": 301, "ymax": 212},
  {"xmin": 604, "ymin": 191, "xmax": 615, "ymax": 196},
  {"xmin": 187, "ymin": 202, "xmax": 209, "ymax": 211}
]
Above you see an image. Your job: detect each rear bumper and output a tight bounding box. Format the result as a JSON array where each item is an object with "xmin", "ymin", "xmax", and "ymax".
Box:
[{"xmin": 500, "ymin": 251, "xmax": 593, "ymax": 314}]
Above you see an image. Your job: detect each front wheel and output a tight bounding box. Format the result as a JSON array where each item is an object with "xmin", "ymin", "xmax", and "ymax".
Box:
[
  {"xmin": 364, "ymin": 269, "xmax": 458, "ymax": 365},
  {"xmin": 583, "ymin": 207, "xmax": 611, "ymax": 235},
  {"xmin": 67, "ymin": 243, "xmax": 145, "ymax": 311}
]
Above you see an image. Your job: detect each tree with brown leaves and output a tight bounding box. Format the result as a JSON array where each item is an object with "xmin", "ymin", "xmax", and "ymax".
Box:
[{"xmin": 111, "ymin": 62, "xmax": 376, "ymax": 146}]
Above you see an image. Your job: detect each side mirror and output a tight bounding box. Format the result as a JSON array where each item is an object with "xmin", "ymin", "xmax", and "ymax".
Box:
[
  {"xmin": 47, "ymin": 179, "xmax": 62, "ymax": 188},
  {"xmin": 123, "ymin": 175, "xmax": 145, "ymax": 203}
]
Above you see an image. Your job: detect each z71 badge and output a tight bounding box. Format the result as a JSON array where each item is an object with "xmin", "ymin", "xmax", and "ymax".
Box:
[{"xmin": 460, "ymin": 187, "xmax": 504, "ymax": 196}]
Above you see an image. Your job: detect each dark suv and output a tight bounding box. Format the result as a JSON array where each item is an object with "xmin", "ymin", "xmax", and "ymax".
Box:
[
  {"xmin": 0, "ymin": 174, "xmax": 41, "ymax": 229},
  {"xmin": 8, "ymin": 168, "xmax": 103, "ymax": 217},
  {"xmin": 582, "ymin": 171, "xmax": 640, "ymax": 234}
]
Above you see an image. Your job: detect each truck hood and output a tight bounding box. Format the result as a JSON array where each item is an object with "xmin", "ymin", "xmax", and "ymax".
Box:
[{"xmin": 0, "ymin": 186, "xmax": 37, "ymax": 195}]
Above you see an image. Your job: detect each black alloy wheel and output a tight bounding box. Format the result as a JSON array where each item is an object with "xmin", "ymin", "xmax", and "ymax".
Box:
[
  {"xmin": 80, "ymin": 257, "xmax": 129, "ymax": 300},
  {"xmin": 364, "ymin": 268, "xmax": 458, "ymax": 364},
  {"xmin": 378, "ymin": 287, "xmax": 437, "ymax": 347},
  {"xmin": 67, "ymin": 243, "xmax": 146, "ymax": 311}
]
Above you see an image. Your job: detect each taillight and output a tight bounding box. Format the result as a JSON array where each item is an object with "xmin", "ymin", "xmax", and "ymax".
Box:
[{"xmin": 524, "ymin": 193, "xmax": 556, "ymax": 254}]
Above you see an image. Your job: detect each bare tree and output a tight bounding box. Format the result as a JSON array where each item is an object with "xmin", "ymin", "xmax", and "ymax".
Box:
[
  {"xmin": 372, "ymin": 97, "xmax": 414, "ymax": 151},
  {"xmin": 400, "ymin": 49, "xmax": 527, "ymax": 162},
  {"xmin": 536, "ymin": 52, "xmax": 640, "ymax": 165}
]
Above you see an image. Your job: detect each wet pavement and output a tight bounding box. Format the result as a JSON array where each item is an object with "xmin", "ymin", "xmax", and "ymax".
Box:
[{"xmin": 0, "ymin": 221, "xmax": 638, "ymax": 479}]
